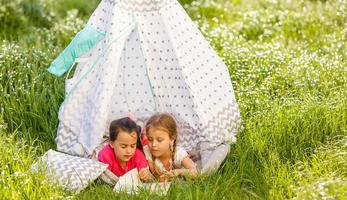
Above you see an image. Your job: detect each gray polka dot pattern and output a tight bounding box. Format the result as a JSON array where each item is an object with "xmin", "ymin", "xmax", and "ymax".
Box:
[{"xmin": 55, "ymin": 0, "xmax": 241, "ymax": 155}]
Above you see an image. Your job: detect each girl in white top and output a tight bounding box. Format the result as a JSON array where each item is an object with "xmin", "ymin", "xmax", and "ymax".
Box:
[{"xmin": 144, "ymin": 113, "xmax": 197, "ymax": 181}]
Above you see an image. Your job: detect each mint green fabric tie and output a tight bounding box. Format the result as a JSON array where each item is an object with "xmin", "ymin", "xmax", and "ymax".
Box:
[{"xmin": 47, "ymin": 25, "xmax": 106, "ymax": 77}]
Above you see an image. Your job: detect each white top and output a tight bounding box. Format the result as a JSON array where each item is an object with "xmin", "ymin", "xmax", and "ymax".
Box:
[{"xmin": 144, "ymin": 146, "xmax": 188, "ymax": 174}]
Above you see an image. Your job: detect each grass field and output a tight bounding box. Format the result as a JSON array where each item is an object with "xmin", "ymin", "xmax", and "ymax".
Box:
[{"xmin": 0, "ymin": 0, "xmax": 346, "ymax": 199}]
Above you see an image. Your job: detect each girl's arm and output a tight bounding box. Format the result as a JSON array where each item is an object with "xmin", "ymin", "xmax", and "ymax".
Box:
[
  {"xmin": 135, "ymin": 149, "xmax": 155, "ymax": 182},
  {"xmin": 138, "ymin": 167, "xmax": 155, "ymax": 182},
  {"xmin": 174, "ymin": 156, "xmax": 198, "ymax": 177},
  {"xmin": 148, "ymin": 160, "xmax": 155, "ymax": 173},
  {"xmin": 161, "ymin": 157, "xmax": 198, "ymax": 179}
]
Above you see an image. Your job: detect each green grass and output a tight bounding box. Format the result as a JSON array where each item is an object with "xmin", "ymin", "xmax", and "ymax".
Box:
[{"xmin": 0, "ymin": 0, "xmax": 346, "ymax": 199}]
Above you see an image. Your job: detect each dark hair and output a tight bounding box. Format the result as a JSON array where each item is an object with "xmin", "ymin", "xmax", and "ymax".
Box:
[{"xmin": 109, "ymin": 117, "xmax": 143, "ymax": 150}]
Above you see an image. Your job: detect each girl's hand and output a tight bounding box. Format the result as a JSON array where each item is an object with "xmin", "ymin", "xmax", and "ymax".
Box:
[
  {"xmin": 163, "ymin": 170, "xmax": 176, "ymax": 178},
  {"xmin": 166, "ymin": 169, "xmax": 189, "ymax": 177},
  {"xmin": 159, "ymin": 172, "xmax": 173, "ymax": 182},
  {"xmin": 158, "ymin": 170, "xmax": 178, "ymax": 182},
  {"xmin": 138, "ymin": 168, "xmax": 154, "ymax": 182}
]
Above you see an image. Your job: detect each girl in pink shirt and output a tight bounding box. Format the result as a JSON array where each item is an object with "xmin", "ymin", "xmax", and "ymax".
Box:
[{"xmin": 98, "ymin": 117, "xmax": 153, "ymax": 181}]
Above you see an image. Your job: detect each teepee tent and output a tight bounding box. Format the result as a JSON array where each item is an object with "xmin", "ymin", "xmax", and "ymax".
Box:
[{"xmin": 49, "ymin": 0, "xmax": 241, "ymax": 167}]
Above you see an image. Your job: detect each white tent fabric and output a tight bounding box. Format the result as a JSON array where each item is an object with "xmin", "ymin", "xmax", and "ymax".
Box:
[{"xmin": 52, "ymin": 0, "xmax": 241, "ymax": 157}]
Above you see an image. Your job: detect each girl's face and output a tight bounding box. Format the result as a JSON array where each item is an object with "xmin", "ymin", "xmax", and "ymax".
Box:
[
  {"xmin": 110, "ymin": 131, "xmax": 137, "ymax": 163},
  {"xmin": 147, "ymin": 128, "xmax": 175, "ymax": 159}
]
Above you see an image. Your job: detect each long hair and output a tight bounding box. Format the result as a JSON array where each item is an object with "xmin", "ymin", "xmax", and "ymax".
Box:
[{"xmin": 145, "ymin": 113, "xmax": 178, "ymax": 173}]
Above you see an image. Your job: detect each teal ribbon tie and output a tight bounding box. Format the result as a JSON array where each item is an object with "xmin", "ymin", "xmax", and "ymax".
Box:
[{"xmin": 47, "ymin": 25, "xmax": 106, "ymax": 77}]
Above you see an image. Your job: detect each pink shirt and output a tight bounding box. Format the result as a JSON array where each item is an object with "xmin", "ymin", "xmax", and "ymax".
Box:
[{"xmin": 98, "ymin": 144, "xmax": 148, "ymax": 176}]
